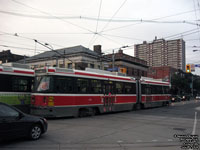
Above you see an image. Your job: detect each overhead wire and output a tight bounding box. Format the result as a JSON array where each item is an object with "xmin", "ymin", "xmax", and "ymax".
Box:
[
  {"xmin": 0, "ymin": 30, "xmax": 65, "ymax": 48},
  {"xmin": 95, "ymin": 0, "xmax": 102, "ymax": 33},
  {"xmin": 99, "ymin": 0, "xmax": 128, "ymax": 33},
  {"xmin": 88, "ymin": 0, "xmax": 102, "ymax": 48},
  {"xmin": 101, "ymin": 9, "xmax": 200, "ymax": 33},
  {"xmin": 89, "ymin": 0, "xmax": 128, "ymax": 48},
  {"xmin": 1, "ymin": 9, "xmax": 200, "ymax": 24},
  {"xmin": 164, "ymin": 28, "xmax": 199, "ymax": 39},
  {"xmin": 11, "ymin": 0, "xmax": 95, "ymax": 34},
  {"xmin": 0, "ymin": 44, "xmax": 46, "ymax": 52}
]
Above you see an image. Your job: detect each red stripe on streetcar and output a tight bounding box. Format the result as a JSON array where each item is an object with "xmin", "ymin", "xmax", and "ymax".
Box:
[
  {"xmin": 141, "ymin": 95, "xmax": 170, "ymax": 102},
  {"xmin": 48, "ymin": 69, "xmax": 55, "ymax": 72},
  {"xmin": 0, "ymin": 68, "xmax": 2, "ymax": 72},
  {"xmin": 32, "ymin": 95, "xmax": 137, "ymax": 107},
  {"xmin": 75, "ymin": 72, "xmax": 132, "ymax": 81},
  {"xmin": 14, "ymin": 70, "xmax": 34, "ymax": 75}
]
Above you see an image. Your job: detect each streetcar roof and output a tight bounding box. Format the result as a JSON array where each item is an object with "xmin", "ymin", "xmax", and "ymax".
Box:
[
  {"xmin": 35, "ymin": 67, "xmax": 136, "ymax": 82},
  {"xmin": 140, "ymin": 76, "xmax": 170, "ymax": 86},
  {"xmin": 0, "ymin": 63, "xmax": 34, "ymax": 77}
]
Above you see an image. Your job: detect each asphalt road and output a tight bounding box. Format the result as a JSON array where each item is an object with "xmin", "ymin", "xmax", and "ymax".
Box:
[{"xmin": 1, "ymin": 100, "xmax": 200, "ymax": 150}]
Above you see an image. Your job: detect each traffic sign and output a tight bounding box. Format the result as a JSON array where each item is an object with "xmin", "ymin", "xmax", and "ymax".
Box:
[{"xmin": 195, "ymin": 64, "xmax": 200, "ymax": 68}]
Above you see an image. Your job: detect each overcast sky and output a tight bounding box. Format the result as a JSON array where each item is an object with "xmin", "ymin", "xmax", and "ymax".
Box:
[{"xmin": 0, "ymin": 0, "xmax": 200, "ymax": 75}]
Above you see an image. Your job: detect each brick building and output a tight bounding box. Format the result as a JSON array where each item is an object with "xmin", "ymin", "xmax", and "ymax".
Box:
[
  {"xmin": 105, "ymin": 49, "xmax": 148, "ymax": 77},
  {"xmin": 147, "ymin": 66, "xmax": 178, "ymax": 81}
]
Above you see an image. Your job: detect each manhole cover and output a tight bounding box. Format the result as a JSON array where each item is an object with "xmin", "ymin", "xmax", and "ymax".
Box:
[{"xmin": 173, "ymin": 128, "xmax": 186, "ymax": 131}]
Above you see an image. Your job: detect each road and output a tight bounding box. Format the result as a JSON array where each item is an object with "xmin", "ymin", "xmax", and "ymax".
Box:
[{"xmin": 1, "ymin": 100, "xmax": 200, "ymax": 150}]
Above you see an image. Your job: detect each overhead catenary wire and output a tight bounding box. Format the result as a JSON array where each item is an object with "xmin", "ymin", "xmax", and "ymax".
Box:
[
  {"xmin": 11, "ymin": 0, "xmax": 95, "ymax": 35},
  {"xmin": 95, "ymin": 0, "xmax": 103, "ymax": 33},
  {"xmin": 0, "ymin": 44, "xmax": 47, "ymax": 52},
  {"xmin": 88, "ymin": 0, "xmax": 128, "ymax": 48},
  {"xmin": 100, "ymin": 9, "xmax": 200, "ymax": 33},
  {"xmin": 0, "ymin": 30, "xmax": 65, "ymax": 48},
  {"xmin": 164, "ymin": 28, "xmax": 199, "ymax": 39}
]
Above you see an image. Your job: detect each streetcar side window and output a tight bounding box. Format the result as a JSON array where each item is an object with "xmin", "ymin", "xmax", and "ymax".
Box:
[
  {"xmin": 54, "ymin": 77, "xmax": 74, "ymax": 93},
  {"xmin": 90, "ymin": 79, "xmax": 102, "ymax": 94},
  {"xmin": 76, "ymin": 78, "xmax": 89, "ymax": 94},
  {"xmin": 115, "ymin": 82, "xmax": 124, "ymax": 94},
  {"xmin": 163, "ymin": 86, "xmax": 170, "ymax": 94},
  {"xmin": 0, "ymin": 74, "xmax": 12, "ymax": 92},
  {"xmin": 0, "ymin": 74, "xmax": 33, "ymax": 92},
  {"xmin": 12, "ymin": 77, "xmax": 28, "ymax": 92},
  {"xmin": 124, "ymin": 83, "xmax": 136, "ymax": 94}
]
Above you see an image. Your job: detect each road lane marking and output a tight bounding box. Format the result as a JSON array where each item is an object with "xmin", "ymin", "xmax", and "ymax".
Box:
[
  {"xmin": 195, "ymin": 107, "xmax": 200, "ymax": 111},
  {"xmin": 192, "ymin": 112, "xmax": 197, "ymax": 135},
  {"xmin": 167, "ymin": 139, "xmax": 173, "ymax": 142},
  {"xmin": 117, "ymin": 140, "xmax": 123, "ymax": 143},
  {"xmin": 152, "ymin": 139, "xmax": 158, "ymax": 142}
]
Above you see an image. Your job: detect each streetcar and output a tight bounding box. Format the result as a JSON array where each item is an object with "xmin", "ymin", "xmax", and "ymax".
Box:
[
  {"xmin": 0, "ymin": 63, "xmax": 34, "ymax": 113},
  {"xmin": 31, "ymin": 67, "xmax": 171, "ymax": 118}
]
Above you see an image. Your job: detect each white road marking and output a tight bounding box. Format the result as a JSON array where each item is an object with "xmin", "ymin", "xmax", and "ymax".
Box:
[
  {"xmin": 117, "ymin": 140, "xmax": 123, "ymax": 143},
  {"xmin": 195, "ymin": 107, "xmax": 200, "ymax": 111},
  {"xmin": 189, "ymin": 112, "xmax": 198, "ymax": 150},
  {"xmin": 192, "ymin": 112, "xmax": 197, "ymax": 135},
  {"xmin": 167, "ymin": 139, "xmax": 173, "ymax": 142},
  {"xmin": 152, "ymin": 139, "xmax": 158, "ymax": 142}
]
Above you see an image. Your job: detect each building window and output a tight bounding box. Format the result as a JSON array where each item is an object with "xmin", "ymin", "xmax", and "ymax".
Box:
[
  {"xmin": 68, "ymin": 63, "xmax": 72, "ymax": 69},
  {"xmin": 90, "ymin": 64, "xmax": 94, "ymax": 68}
]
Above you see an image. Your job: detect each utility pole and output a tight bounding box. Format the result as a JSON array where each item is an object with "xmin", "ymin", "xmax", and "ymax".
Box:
[
  {"xmin": 192, "ymin": 75, "xmax": 194, "ymax": 98},
  {"xmin": 112, "ymin": 50, "xmax": 115, "ymax": 72}
]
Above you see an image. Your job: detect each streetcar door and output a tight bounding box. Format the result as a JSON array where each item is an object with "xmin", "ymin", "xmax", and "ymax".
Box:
[
  {"xmin": 103, "ymin": 81, "xmax": 115, "ymax": 112},
  {"xmin": 145, "ymin": 85, "xmax": 152, "ymax": 103}
]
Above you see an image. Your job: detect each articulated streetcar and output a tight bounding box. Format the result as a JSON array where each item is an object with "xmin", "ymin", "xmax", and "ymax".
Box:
[
  {"xmin": 31, "ymin": 67, "xmax": 171, "ymax": 118},
  {"xmin": 0, "ymin": 63, "xmax": 34, "ymax": 113}
]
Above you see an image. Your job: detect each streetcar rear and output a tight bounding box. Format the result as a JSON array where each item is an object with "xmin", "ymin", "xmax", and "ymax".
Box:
[
  {"xmin": 0, "ymin": 63, "xmax": 34, "ymax": 113},
  {"xmin": 139, "ymin": 77, "xmax": 171, "ymax": 108}
]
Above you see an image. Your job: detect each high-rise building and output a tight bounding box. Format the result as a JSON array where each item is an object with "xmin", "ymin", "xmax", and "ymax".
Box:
[{"xmin": 134, "ymin": 37, "xmax": 185, "ymax": 71}]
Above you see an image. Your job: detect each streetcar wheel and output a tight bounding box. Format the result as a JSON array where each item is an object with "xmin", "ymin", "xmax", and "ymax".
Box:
[
  {"xmin": 78, "ymin": 108, "xmax": 87, "ymax": 117},
  {"xmin": 29, "ymin": 124, "xmax": 42, "ymax": 140}
]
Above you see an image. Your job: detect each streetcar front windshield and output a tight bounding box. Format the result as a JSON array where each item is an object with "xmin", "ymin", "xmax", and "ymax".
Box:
[{"xmin": 35, "ymin": 76, "xmax": 53, "ymax": 92}]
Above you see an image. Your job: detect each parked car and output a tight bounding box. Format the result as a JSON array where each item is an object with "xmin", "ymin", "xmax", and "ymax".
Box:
[
  {"xmin": 181, "ymin": 94, "xmax": 191, "ymax": 101},
  {"xmin": 0, "ymin": 102, "xmax": 48, "ymax": 141},
  {"xmin": 196, "ymin": 95, "xmax": 200, "ymax": 100},
  {"xmin": 171, "ymin": 95, "xmax": 181, "ymax": 102}
]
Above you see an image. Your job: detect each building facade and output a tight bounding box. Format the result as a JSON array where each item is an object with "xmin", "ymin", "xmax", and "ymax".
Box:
[
  {"xmin": 147, "ymin": 66, "xmax": 178, "ymax": 82},
  {"xmin": 19, "ymin": 45, "xmax": 148, "ymax": 78},
  {"xmin": 22, "ymin": 45, "xmax": 110, "ymax": 70},
  {"xmin": 105, "ymin": 49, "xmax": 148, "ymax": 78},
  {"xmin": 134, "ymin": 38, "xmax": 185, "ymax": 71}
]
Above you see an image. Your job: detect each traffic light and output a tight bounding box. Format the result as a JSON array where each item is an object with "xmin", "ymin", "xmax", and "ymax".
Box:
[
  {"xmin": 186, "ymin": 64, "xmax": 191, "ymax": 73},
  {"xmin": 119, "ymin": 68, "xmax": 127, "ymax": 74}
]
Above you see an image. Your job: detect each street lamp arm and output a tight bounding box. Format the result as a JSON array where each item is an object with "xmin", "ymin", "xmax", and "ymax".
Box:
[
  {"xmin": 34, "ymin": 39, "xmax": 73, "ymax": 64},
  {"xmin": 193, "ymin": 49, "xmax": 200, "ymax": 52}
]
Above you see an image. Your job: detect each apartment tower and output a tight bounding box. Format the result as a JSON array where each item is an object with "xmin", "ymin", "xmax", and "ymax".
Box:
[{"xmin": 134, "ymin": 37, "xmax": 185, "ymax": 71}]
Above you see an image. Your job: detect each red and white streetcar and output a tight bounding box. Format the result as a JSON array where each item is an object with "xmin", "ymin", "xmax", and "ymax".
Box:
[{"xmin": 31, "ymin": 67, "xmax": 171, "ymax": 117}]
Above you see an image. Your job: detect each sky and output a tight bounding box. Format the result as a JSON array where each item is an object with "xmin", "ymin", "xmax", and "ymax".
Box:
[{"xmin": 0, "ymin": 0, "xmax": 200, "ymax": 75}]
